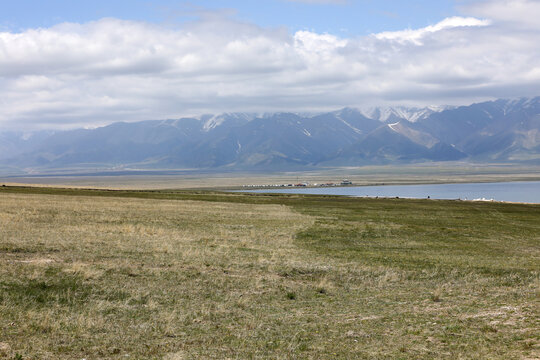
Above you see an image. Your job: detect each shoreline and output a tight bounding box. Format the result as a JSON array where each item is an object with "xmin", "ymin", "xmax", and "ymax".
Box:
[
  {"xmin": 2, "ymin": 181, "xmax": 540, "ymax": 205},
  {"xmin": 224, "ymin": 177, "xmax": 540, "ymax": 190},
  {"xmin": 230, "ymin": 180, "xmax": 540, "ymax": 205}
]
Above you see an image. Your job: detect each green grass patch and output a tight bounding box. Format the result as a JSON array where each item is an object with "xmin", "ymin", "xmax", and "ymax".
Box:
[{"xmin": 0, "ymin": 186, "xmax": 538, "ymax": 359}]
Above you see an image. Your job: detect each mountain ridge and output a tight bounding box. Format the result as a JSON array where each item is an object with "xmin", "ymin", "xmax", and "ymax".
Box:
[{"xmin": 1, "ymin": 97, "xmax": 539, "ymax": 173}]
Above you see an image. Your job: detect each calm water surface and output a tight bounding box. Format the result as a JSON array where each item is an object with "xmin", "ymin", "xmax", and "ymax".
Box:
[{"xmin": 239, "ymin": 181, "xmax": 540, "ymax": 204}]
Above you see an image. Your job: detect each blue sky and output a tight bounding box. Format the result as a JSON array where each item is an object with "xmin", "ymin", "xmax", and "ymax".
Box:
[
  {"xmin": 0, "ymin": 0, "xmax": 539, "ymax": 129},
  {"xmin": 2, "ymin": 0, "xmax": 456, "ymax": 35}
]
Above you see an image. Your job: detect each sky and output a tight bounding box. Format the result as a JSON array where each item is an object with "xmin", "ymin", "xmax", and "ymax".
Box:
[
  {"xmin": 0, "ymin": 0, "xmax": 539, "ymax": 129},
  {"xmin": 1, "ymin": 0, "xmax": 457, "ymax": 35}
]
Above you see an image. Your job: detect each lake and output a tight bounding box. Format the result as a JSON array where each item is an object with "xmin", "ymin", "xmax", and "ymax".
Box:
[{"xmin": 238, "ymin": 181, "xmax": 540, "ymax": 204}]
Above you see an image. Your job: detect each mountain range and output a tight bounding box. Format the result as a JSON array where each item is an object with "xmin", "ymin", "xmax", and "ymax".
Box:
[{"xmin": 1, "ymin": 97, "xmax": 539, "ymax": 173}]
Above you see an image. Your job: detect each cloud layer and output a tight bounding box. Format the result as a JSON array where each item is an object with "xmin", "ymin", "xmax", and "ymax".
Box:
[{"xmin": 1, "ymin": 0, "xmax": 539, "ymax": 129}]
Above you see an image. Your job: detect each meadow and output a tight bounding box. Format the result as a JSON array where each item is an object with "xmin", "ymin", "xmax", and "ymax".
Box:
[{"xmin": 0, "ymin": 186, "xmax": 539, "ymax": 359}]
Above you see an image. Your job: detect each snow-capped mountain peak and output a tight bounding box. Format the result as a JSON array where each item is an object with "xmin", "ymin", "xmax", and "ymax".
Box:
[
  {"xmin": 359, "ymin": 105, "xmax": 450, "ymax": 123},
  {"xmin": 201, "ymin": 113, "xmax": 256, "ymax": 131}
]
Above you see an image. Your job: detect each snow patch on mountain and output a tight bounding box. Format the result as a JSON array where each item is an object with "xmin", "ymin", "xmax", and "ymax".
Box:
[
  {"xmin": 202, "ymin": 114, "xmax": 226, "ymax": 131},
  {"xmin": 499, "ymin": 97, "xmax": 540, "ymax": 115},
  {"xmin": 236, "ymin": 141, "xmax": 242, "ymax": 154},
  {"xmin": 201, "ymin": 113, "xmax": 256, "ymax": 131},
  {"xmin": 388, "ymin": 122, "xmax": 400, "ymax": 132},
  {"xmin": 360, "ymin": 105, "xmax": 449, "ymax": 123},
  {"xmin": 335, "ymin": 113, "xmax": 363, "ymax": 134}
]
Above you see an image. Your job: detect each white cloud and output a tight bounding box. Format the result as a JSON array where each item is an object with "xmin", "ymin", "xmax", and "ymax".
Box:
[
  {"xmin": 0, "ymin": 1, "xmax": 539, "ymax": 129},
  {"xmin": 374, "ymin": 16, "xmax": 491, "ymax": 44},
  {"xmin": 462, "ymin": 0, "xmax": 540, "ymax": 29}
]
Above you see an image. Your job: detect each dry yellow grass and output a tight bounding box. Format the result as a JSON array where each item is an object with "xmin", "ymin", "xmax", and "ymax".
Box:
[
  {"xmin": 1, "ymin": 193, "xmax": 316, "ymax": 359},
  {"xmin": 1, "ymin": 189, "xmax": 538, "ymax": 359}
]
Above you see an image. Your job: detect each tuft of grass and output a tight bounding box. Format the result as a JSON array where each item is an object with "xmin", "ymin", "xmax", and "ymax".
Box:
[
  {"xmin": 430, "ymin": 287, "xmax": 443, "ymax": 302},
  {"xmin": 286, "ymin": 291, "xmax": 297, "ymax": 300}
]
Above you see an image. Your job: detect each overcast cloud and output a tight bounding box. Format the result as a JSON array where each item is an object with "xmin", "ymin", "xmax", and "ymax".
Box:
[{"xmin": 0, "ymin": 0, "xmax": 539, "ymax": 129}]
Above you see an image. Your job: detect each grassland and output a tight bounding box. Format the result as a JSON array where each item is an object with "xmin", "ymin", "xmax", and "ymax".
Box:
[
  {"xmin": 2, "ymin": 164, "xmax": 540, "ymax": 190},
  {"xmin": 0, "ymin": 186, "xmax": 539, "ymax": 359}
]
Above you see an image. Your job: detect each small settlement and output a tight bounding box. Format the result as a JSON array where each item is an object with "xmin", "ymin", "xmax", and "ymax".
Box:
[{"xmin": 242, "ymin": 179, "xmax": 353, "ymax": 188}]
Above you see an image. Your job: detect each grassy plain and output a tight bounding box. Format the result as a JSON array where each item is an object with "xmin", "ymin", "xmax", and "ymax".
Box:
[
  {"xmin": 0, "ymin": 186, "xmax": 539, "ymax": 359},
  {"xmin": 2, "ymin": 164, "xmax": 540, "ymax": 190}
]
